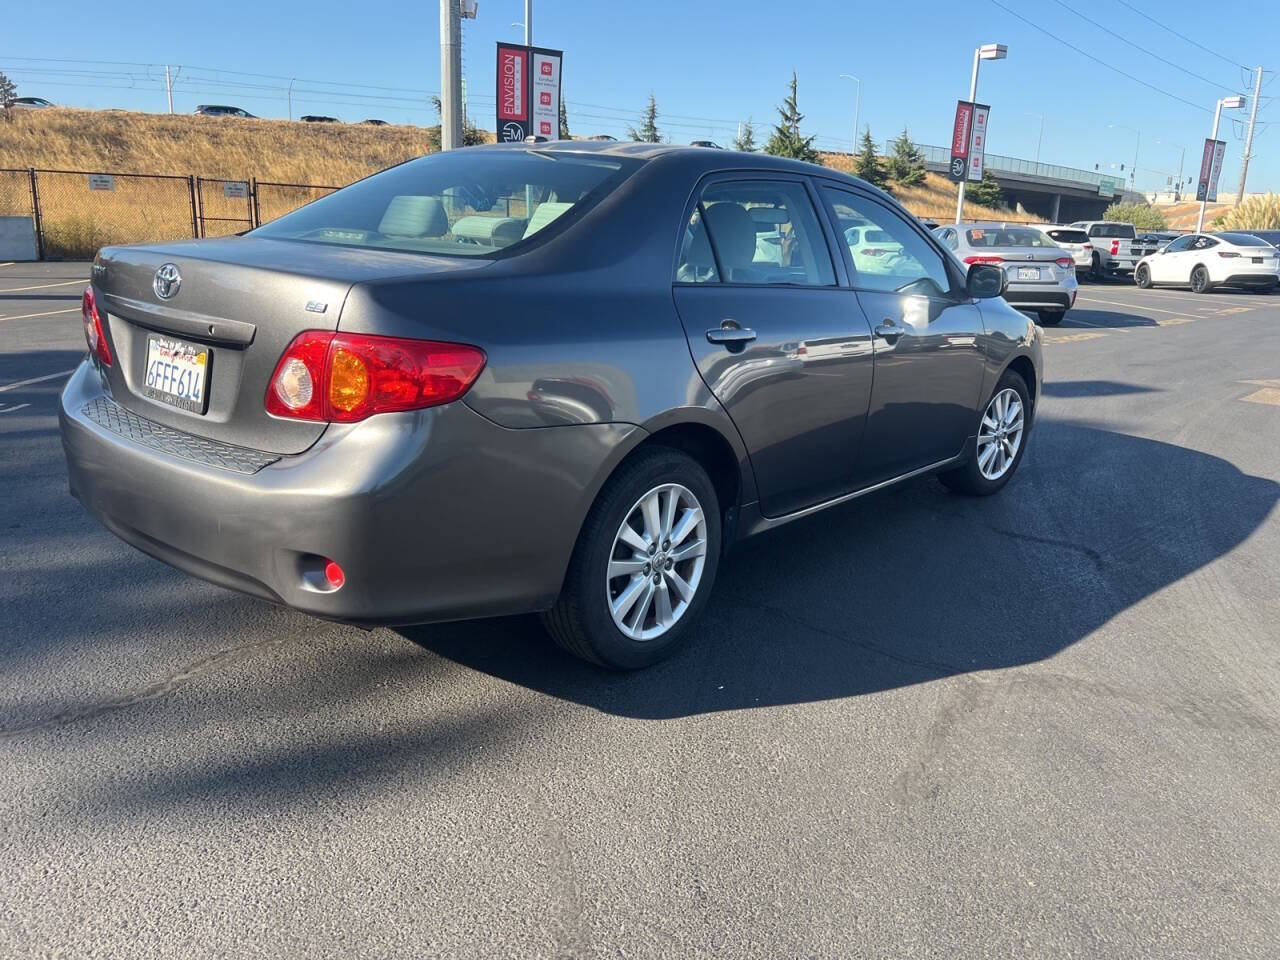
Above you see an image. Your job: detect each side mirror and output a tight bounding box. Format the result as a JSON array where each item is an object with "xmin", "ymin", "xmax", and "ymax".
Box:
[{"xmin": 966, "ymin": 263, "xmax": 1005, "ymax": 299}]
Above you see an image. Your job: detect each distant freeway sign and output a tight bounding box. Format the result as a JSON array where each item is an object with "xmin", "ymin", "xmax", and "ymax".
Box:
[{"xmin": 1098, "ymin": 177, "xmax": 1119, "ymax": 198}]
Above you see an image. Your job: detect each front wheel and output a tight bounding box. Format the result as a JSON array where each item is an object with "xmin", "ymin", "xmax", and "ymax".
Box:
[
  {"xmin": 541, "ymin": 446, "xmax": 721, "ymax": 669},
  {"xmin": 1135, "ymin": 263, "xmax": 1152, "ymax": 289},
  {"xmin": 939, "ymin": 369, "xmax": 1031, "ymax": 497},
  {"xmin": 1190, "ymin": 265, "xmax": 1213, "ymax": 294}
]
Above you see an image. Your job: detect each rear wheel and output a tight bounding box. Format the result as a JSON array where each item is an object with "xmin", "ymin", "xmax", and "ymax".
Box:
[
  {"xmin": 1088, "ymin": 253, "xmax": 1104, "ymax": 282},
  {"xmin": 541, "ymin": 446, "xmax": 721, "ymax": 669},
  {"xmin": 1036, "ymin": 310, "xmax": 1064, "ymax": 326},
  {"xmin": 1135, "ymin": 263, "xmax": 1152, "ymax": 289},
  {"xmin": 1190, "ymin": 265, "xmax": 1213, "ymax": 294},
  {"xmin": 939, "ymin": 369, "xmax": 1030, "ymax": 497}
]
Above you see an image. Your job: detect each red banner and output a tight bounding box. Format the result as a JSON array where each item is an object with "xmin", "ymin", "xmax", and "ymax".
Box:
[
  {"xmin": 949, "ymin": 101, "xmax": 975, "ymax": 182},
  {"xmin": 496, "ymin": 43, "xmax": 528, "ymax": 141}
]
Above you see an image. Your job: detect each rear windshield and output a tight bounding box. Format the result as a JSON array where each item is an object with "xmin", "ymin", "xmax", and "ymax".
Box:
[
  {"xmin": 1045, "ymin": 228, "xmax": 1089, "ymax": 244},
  {"xmin": 252, "ymin": 150, "xmax": 635, "ymax": 257},
  {"xmin": 1216, "ymin": 232, "xmax": 1270, "ymax": 247},
  {"xmin": 1088, "ymin": 223, "xmax": 1136, "ymax": 239},
  {"xmin": 966, "ymin": 227, "xmax": 1055, "ymax": 248}
]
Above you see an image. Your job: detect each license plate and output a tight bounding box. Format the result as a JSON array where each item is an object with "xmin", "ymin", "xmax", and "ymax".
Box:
[
  {"xmin": 1017, "ymin": 266, "xmax": 1041, "ymax": 280},
  {"xmin": 1253, "ymin": 257, "xmax": 1264, "ymax": 264},
  {"xmin": 144, "ymin": 335, "xmax": 209, "ymax": 413}
]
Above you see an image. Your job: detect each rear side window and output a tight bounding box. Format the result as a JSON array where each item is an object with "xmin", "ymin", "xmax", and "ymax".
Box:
[
  {"xmin": 1217, "ymin": 232, "xmax": 1269, "ymax": 247},
  {"xmin": 675, "ymin": 180, "xmax": 835, "ymax": 286},
  {"xmin": 1088, "ymin": 223, "xmax": 1136, "ymax": 239},
  {"xmin": 1046, "ymin": 229, "xmax": 1089, "ymax": 244},
  {"xmin": 252, "ymin": 150, "xmax": 634, "ymax": 257}
]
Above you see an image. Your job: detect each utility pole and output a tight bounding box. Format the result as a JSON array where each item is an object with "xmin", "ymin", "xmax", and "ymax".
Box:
[
  {"xmin": 440, "ymin": 0, "xmax": 462, "ymax": 150},
  {"xmin": 1236, "ymin": 66, "xmax": 1264, "ymax": 204},
  {"xmin": 165, "ymin": 65, "xmax": 179, "ymax": 114}
]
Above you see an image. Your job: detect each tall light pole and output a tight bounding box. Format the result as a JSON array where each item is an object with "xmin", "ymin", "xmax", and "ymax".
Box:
[
  {"xmin": 1154, "ymin": 138, "xmax": 1186, "ymax": 198},
  {"xmin": 1197, "ymin": 95, "xmax": 1246, "ymax": 232},
  {"xmin": 839, "ymin": 74, "xmax": 862, "ymax": 157},
  {"xmin": 1108, "ymin": 123, "xmax": 1140, "ymax": 193},
  {"xmin": 955, "ymin": 42, "xmax": 1007, "ymax": 224},
  {"xmin": 525, "ymin": 0, "xmax": 532, "ymax": 46},
  {"xmin": 1024, "ymin": 112, "xmax": 1043, "ymax": 165}
]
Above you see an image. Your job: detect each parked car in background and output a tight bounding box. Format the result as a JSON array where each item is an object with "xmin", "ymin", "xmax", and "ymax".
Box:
[
  {"xmin": 301, "ymin": 115, "xmax": 341, "ymax": 124},
  {"xmin": 1032, "ymin": 224, "xmax": 1093, "ymax": 276},
  {"xmin": 1136, "ymin": 231, "xmax": 1181, "ymax": 252},
  {"xmin": 60, "ymin": 143, "xmax": 1040, "ymax": 670},
  {"xmin": 195, "ymin": 105, "xmax": 256, "ymax": 118},
  {"xmin": 934, "ymin": 222, "xmax": 1078, "ymax": 325},
  {"xmin": 361, "ymin": 119, "xmax": 389, "ymax": 126},
  {"xmin": 1134, "ymin": 232, "xmax": 1280, "ymax": 293},
  {"xmin": 588, "ymin": 134, "xmax": 618, "ymax": 141},
  {"xmin": 690, "ymin": 140, "xmax": 724, "ymax": 149},
  {"xmin": 12, "ymin": 96, "xmax": 55, "ymax": 108},
  {"xmin": 1068, "ymin": 220, "xmax": 1159, "ymax": 281},
  {"xmin": 1242, "ymin": 230, "xmax": 1280, "ymax": 247}
]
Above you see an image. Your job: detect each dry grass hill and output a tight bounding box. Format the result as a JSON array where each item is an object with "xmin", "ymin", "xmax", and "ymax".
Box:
[{"xmin": 1, "ymin": 108, "xmax": 1023, "ymax": 256}]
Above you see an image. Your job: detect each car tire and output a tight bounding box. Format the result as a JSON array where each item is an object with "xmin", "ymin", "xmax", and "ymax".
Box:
[
  {"xmin": 1135, "ymin": 263, "xmax": 1152, "ymax": 289},
  {"xmin": 1036, "ymin": 310, "xmax": 1064, "ymax": 326},
  {"xmin": 1190, "ymin": 265, "xmax": 1213, "ymax": 294},
  {"xmin": 939, "ymin": 369, "xmax": 1031, "ymax": 497},
  {"xmin": 541, "ymin": 445, "xmax": 721, "ymax": 670},
  {"xmin": 1088, "ymin": 253, "xmax": 1104, "ymax": 282}
]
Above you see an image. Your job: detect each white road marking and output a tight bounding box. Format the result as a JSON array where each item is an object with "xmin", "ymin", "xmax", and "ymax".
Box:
[
  {"xmin": 0, "ymin": 279, "xmax": 86, "ymax": 293},
  {"xmin": 0, "ymin": 307, "xmax": 80, "ymax": 323},
  {"xmin": 1075, "ymin": 295, "xmax": 1194, "ymax": 318},
  {"xmin": 0, "ymin": 402, "xmax": 31, "ymax": 414},
  {"xmin": 0, "ymin": 368, "xmax": 77, "ymax": 393},
  {"xmin": 0, "ymin": 262, "xmax": 14, "ymax": 268}
]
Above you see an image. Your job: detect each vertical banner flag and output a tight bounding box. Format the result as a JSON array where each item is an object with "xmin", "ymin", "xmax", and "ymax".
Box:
[
  {"xmin": 1195, "ymin": 138, "xmax": 1223, "ymax": 202},
  {"xmin": 496, "ymin": 43, "xmax": 565, "ymax": 143},
  {"xmin": 1206, "ymin": 139, "xmax": 1227, "ymax": 202},
  {"xmin": 967, "ymin": 104, "xmax": 990, "ymax": 183},
  {"xmin": 496, "ymin": 42, "xmax": 529, "ymax": 142},
  {"xmin": 529, "ymin": 48, "xmax": 563, "ymax": 141},
  {"xmin": 949, "ymin": 101, "xmax": 974, "ymax": 182}
]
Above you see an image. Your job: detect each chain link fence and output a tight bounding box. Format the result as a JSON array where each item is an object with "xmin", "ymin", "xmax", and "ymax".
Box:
[{"xmin": 3, "ymin": 168, "xmax": 349, "ymax": 260}]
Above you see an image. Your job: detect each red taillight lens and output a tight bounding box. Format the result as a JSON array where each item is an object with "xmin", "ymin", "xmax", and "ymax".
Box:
[
  {"xmin": 963, "ymin": 255, "xmax": 1005, "ymax": 264},
  {"xmin": 323, "ymin": 560, "xmax": 345, "ymax": 589},
  {"xmin": 81, "ymin": 286, "xmax": 112, "ymax": 366},
  {"xmin": 1217, "ymin": 251, "xmax": 1240, "ymax": 258},
  {"xmin": 1082, "ymin": 243, "xmax": 1093, "ymax": 252},
  {"xmin": 1110, "ymin": 241, "xmax": 1120, "ymax": 255},
  {"xmin": 1055, "ymin": 257, "xmax": 1073, "ymax": 268},
  {"xmin": 266, "ymin": 331, "xmax": 486, "ymax": 423}
]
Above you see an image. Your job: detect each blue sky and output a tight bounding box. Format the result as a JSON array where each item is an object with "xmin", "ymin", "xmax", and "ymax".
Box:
[{"xmin": 5, "ymin": 0, "xmax": 1278, "ymax": 193}]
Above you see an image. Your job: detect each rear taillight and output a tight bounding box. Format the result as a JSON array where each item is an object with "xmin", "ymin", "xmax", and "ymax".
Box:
[
  {"xmin": 266, "ymin": 331, "xmax": 486, "ymax": 423},
  {"xmin": 81, "ymin": 286, "xmax": 112, "ymax": 366},
  {"xmin": 1082, "ymin": 243, "xmax": 1093, "ymax": 252},
  {"xmin": 1055, "ymin": 257, "xmax": 1073, "ymax": 268},
  {"xmin": 1217, "ymin": 251, "xmax": 1240, "ymax": 258},
  {"xmin": 1110, "ymin": 241, "xmax": 1120, "ymax": 255},
  {"xmin": 963, "ymin": 255, "xmax": 1005, "ymax": 264}
]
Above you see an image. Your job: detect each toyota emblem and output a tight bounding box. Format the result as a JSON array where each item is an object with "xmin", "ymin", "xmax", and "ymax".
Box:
[{"xmin": 153, "ymin": 263, "xmax": 181, "ymax": 300}]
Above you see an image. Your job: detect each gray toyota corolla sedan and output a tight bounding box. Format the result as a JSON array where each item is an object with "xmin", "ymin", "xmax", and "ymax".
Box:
[{"xmin": 60, "ymin": 142, "xmax": 1042, "ymax": 669}]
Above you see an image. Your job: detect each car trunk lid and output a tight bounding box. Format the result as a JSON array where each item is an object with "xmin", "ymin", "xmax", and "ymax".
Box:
[{"xmin": 92, "ymin": 236, "xmax": 491, "ymax": 455}]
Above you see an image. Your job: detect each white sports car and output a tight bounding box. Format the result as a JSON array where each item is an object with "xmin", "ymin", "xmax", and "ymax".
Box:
[{"xmin": 1135, "ymin": 232, "xmax": 1280, "ymax": 294}]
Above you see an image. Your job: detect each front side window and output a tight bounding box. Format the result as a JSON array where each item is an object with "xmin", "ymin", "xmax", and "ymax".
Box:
[
  {"xmin": 252, "ymin": 150, "xmax": 634, "ymax": 257},
  {"xmin": 824, "ymin": 188, "xmax": 952, "ymax": 297},
  {"xmin": 675, "ymin": 180, "xmax": 835, "ymax": 286}
]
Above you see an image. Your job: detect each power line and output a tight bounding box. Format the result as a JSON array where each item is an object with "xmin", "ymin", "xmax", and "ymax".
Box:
[
  {"xmin": 1113, "ymin": 0, "xmax": 1250, "ymax": 71},
  {"xmin": 987, "ymin": 0, "xmax": 1211, "ymax": 114},
  {"xmin": 1047, "ymin": 0, "xmax": 1238, "ymax": 92}
]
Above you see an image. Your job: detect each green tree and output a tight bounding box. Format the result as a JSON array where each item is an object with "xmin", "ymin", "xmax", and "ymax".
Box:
[
  {"xmin": 732, "ymin": 118, "xmax": 757, "ymax": 152},
  {"xmin": 0, "ymin": 72, "xmax": 16, "ymax": 122},
  {"xmin": 763, "ymin": 71, "xmax": 819, "ymax": 164},
  {"xmin": 628, "ymin": 94, "xmax": 661, "ymax": 142},
  {"xmin": 886, "ymin": 127, "xmax": 927, "ymax": 187},
  {"xmin": 853, "ymin": 127, "xmax": 887, "ymax": 189},
  {"xmin": 966, "ymin": 168, "xmax": 1004, "ymax": 207},
  {"xmin": 559, "ymin": 99, "xmax": 570, "ymax": 140},
  {"xmin": 1102, "ymin": 201, "xmax": 1167, "ymax": 231}
]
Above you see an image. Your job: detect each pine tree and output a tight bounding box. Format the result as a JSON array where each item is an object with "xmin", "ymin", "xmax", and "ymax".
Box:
[
  {"xmin": 628, "ymin": 94, "xmax": 660, "ymax": 143},
  {"xmin": 732, "ymin": 118, "xmax": 757, "ymax": 152},
  {"xmin": 763, "ymin": 72, "xmax": 819, "ymax": 164},
  {"xmin": 0, "ymin": 72, "xmax": 16, "ymax": 122},
  {"xmin": 966, "ymin": 168, "xmax": 1004, "ymax": 207},
  {"xmin": 886, "ymin": 127, "xmax": 927, "ymax": 187},
  {"xmin": 559, "ymin": 99, "xmax": 570, "ymax": 140},
  {"xmin": 853, "ymin": 127, "xmax": 887, "ymax": 189}
]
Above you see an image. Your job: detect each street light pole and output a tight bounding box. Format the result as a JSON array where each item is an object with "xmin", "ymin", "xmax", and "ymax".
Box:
[
  {"xmin": 1197, "ymin": 95, "xmax": 1246, "ymax": 232},
  {"xmin": 839, "ymin": 74, "xmax": 861, "ymax": 157},
  {"xmin": 1107, "ymin": 123, "xmax": 1140, "ymax": 194},
  {"xmin": 525, "ymin": 0, "xmax": 532, "ymax": 46},
  {"xmin": 955, "ymin": 43, "xmax": 1006, "ymax": 224}
]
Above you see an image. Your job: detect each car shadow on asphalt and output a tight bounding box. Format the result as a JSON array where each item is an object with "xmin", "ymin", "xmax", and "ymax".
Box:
[
  {"xmin": 399, "ymin": 420, "xmax": 1280, "ymax": 720},
  {"xmin": 1040, "ymin": 381, "xmax": 1161, "ymax": 398}
]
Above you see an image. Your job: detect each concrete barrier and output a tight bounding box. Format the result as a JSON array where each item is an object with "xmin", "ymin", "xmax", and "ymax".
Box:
[{"xmin": 0, "ymin": 217, "xmax": 39, "ymax": 261}]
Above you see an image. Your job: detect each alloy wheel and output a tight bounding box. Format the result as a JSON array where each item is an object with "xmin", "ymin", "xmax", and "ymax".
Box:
[
  {"xmin": 1191, "ymin": 266, "xmax": 1209, "ymax": 293},
  {"xmin": 976, "ymin": 388, "xmax": 1025, "ymax": 481}
]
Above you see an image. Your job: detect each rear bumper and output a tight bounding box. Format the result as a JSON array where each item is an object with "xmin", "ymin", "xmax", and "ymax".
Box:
[
  {"xmin": 1003, "ymin": 288, "xmax": 1075, "ymax": 311},
  {"xmin": 1219, "ymin": 272, "xmax": 1279, "ymax": 288},
  {"xmin": 59, "ymin": 361, "xmax": 638, "ymax": 625}
]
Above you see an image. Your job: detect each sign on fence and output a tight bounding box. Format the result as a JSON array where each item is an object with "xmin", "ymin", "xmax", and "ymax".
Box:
[
  {"xmin": 88, "ymin": 174, "xmax": 115, "ymax": 192},
  {"xmin": 223, "ymin": 181, "xmax": 249, "ymax": 199}
]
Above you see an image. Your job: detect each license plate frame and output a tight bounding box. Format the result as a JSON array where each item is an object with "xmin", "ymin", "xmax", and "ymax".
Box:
[
  {"xmin": 1017, "ymin": 266, "xmax": 1041, "ymax": 281},
  {"xmin": 143, "ymin": 334, "xmax": 210, "ymax": 414}
]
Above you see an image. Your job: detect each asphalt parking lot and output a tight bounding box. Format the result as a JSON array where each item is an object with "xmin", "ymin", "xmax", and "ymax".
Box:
[{"xmin": 2, "ymin": 260, "xmax": 1278, "ymax": 958}]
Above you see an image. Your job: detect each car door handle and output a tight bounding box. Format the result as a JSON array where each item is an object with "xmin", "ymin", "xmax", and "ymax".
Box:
[
  {"xmin": 874, "ymin": 319, "xmax": 905, "ymax": 339},
  {"xmin": 706, "ymin": 324, "xmax": 757, "ymax": 348}
]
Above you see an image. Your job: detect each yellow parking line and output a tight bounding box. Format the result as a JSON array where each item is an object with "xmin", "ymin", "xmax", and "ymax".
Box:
[
  {"xmin": 1241, "ymin": 388, "xmax": 1280, "ymax": 406},
  {"xmin": 0, "ymin": 279, "xmax": 86, "ymax": 293},
  {"xmin": 1045, "ymin": 331, "xmax": 1110, "ymax": 343},
  {"xmin": 0, "ymin": 307, "xmax": 80, "ymax": 323}
]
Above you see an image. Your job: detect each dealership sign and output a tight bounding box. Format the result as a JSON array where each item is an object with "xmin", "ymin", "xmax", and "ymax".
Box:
[
  {"xmin": 967, "ymin": 104, "xmax": 990, "ymax": 183},
  {"xmin": 495, "ymin": 43, "xmax": 563, "ymax": 143},
  {"xmin": 948, "ymin": 100, "xmax": 990, "ymax": 183},
  {"xmin": 1195, "ymin": 137, "xmax": 1227, "ymax": 202}
]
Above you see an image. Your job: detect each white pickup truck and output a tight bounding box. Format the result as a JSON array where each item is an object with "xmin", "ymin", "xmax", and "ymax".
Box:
[{"xmin": 1069, "ymin": 221, "xmax": 1160, "ymax": 281}]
